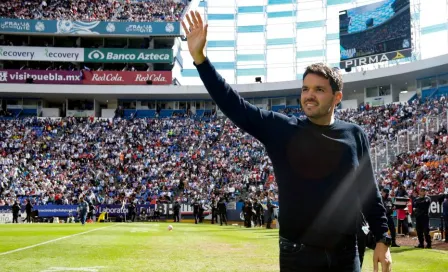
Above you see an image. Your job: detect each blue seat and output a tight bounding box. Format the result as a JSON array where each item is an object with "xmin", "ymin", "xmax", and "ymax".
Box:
[
  {"xmin": 195, "ymin": 109, "xmax": 205, "ymax": 116},
  {"xmin": 21, "ymin": 109, "xmax": 37, "ymax": 117},
  {"xmin": 271, "ymin": 105, "xmax": 286, "ymax": 112},
  {"xmin": 137, "ymin": 110, "xmax": 156, "ymax": 118},
  {"xmin": 124, "ymin": 109, "xmax": 136, "ymax": 118},
  {"xmin": 159, "ymin": 109, "xmax": 174, "ymax": 117},
  {"xmin": 421, "ymin": 88, "xmax": 436, "ymax": 101}
]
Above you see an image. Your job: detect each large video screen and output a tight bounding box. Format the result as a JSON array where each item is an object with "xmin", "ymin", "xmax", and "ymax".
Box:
[{"xmin": 339, "ymin": 0, "xmax": 412, "ymax": 69}]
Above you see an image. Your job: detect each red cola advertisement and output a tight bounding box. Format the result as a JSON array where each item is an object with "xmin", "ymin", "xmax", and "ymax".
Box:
[
  {"xmin": 0, "ymin": 70, "xmax": 172, "ymax": 85},
  {"xmin": 82, "ymin": 70, "xmax": 172, "ymax": 85}
]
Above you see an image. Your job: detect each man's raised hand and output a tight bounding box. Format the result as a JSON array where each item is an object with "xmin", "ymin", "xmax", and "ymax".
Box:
[{"xmin": 181, "ymin": 10, "xmax": 208, "ymax": 65}]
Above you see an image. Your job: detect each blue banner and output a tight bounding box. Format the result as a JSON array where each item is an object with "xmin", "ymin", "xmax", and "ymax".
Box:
[
  {"xmin": 0, "ymin": 206, "xmax": 11, "ymax": 213},
  {"xmin": 0, "ymin": 201, "xmax": 282, "ymax": 221},
  {"xmin": 35, "ymin": 205, "xmax": 79, "ymax": 217},
  {"xmin": 0, "ymin": 205, "xmax": 79, "ymax": 217},
  {"xmin": 0, "ymin": 19, "xmax": 180, "ymax": 36}
]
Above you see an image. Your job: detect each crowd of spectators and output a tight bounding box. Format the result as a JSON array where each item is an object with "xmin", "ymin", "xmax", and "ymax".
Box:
[
  {"xmin": 1, "ymin": 95, "xmax": 448, "ymax": 208},
  {"xmin": 277, "ymin": 107, "xmax": 303, "ymax": 117},
  {"xmin": 0, "ymin": 117, "xmax": 223, "ymax": 206},
  {"xmin": 377, "ymin": 139, "xmax": 448, "ymax": 197},
  {"xmin": 392, "ymin": 0, "xmax": 410, "ymax": 13},
  {"xmin": 338, "ymin": 97, "xmax": 448, "ymax": 195},
  {"xmin": 115, "ymin": 0, "xmax": 186, "ymax": 22},
  {"xmin": 0, "ymin": 0, "xmax": 187, "ymax": 22},
  {"xmin": 277, "ymin": 96, "xmax": 448, "ymax": 196},
  {"xmin": 277, "ymin": 96, "xmax": 447, "ymax": 145}
]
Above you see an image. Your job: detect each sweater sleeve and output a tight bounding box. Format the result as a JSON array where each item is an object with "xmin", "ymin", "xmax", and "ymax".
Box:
[
  {"xmin": 356, "ymin": 130, "xmax": 389, "ymax": 241},
  {"xmin": 194, "ymin": 58, "xmax": 290, "ymax": 144}
]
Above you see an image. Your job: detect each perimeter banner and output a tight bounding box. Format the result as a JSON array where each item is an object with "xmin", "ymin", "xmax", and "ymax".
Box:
[
  {"xmin": 0, "ymin": 19, "xmax": 180, "ymax": 36},
  {"xmin": 0, "ymin": 46, "xmax": 173, "ymax": 64},
  {"xmin": 0, "ymin": 205, "xmax": 78, "ymax": 219},
  {"xmin": 0, "ymin": 70, "xmax": 82, "ymax": 84},
  {"xmin": 0, "ymin": 70, "xmax": 171, "ymax": 85},
  {"xmin": 36, "ymin": 205, "xmax": 79, "ymax": 217},
  {"xmin": 0, "ymin": 204, "xmax": 204, "ymax": 218},
  {"xmin": 82, "ymin": 71, "xmax": 172, "ymax": 85},
  {"xmin": 0, "ymin": 46, "xmax": 84, "ymax": 62},
  {"xmin": 0, "ymin": 206, "xmax": 12, "ymax": 224}
]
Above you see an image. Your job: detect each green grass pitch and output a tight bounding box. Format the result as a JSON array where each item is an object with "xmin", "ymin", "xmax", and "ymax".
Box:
[{"xmin": 0, "ymin": 223, "xmax": 447, "ymax": 271}]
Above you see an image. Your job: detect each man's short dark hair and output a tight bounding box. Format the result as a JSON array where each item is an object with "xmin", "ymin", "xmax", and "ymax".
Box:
[{"xmin": 302, "ymin": 63, "xmax": 343, "ymax": 94}]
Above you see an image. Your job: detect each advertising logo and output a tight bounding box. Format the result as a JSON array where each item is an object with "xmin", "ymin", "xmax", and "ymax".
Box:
[
  {"xmin": 82, "ymin": 71, "xmax": 172, "ymax": 85},
  {"xmin": 340, "ymin": 48, "xmax": 356, "ymax": 60},
  {"xmin": 0, "ymin": 71, "xmax": 8, "ymax": 82},
  {"xmin": 165, "ymin": 23, "xmax": 175, "ymax": 33},
  {"xmin": 44, "ymin": 48, "xmax": 81, "ymax": 61},
  {"xmin": 88, "ymin": 50, "xmax": 105, "ymax": 60},
  {"xmin": 0, "ymin": 46, "xmax": 83, "ymax": 62},
  {"xmin": 0, "ymin": 47, "xmax": 35, "ymax": 60},
  {"xmin": 340, "ymin": 48, "xmax": 412, "ymax": 69},
  {"xmin": 35, "ymin": 21, "xmax": 45, "ymax": 32},
  {"xmin": 0, "ymin": 69, "xmax": 82, "ymax": 84}
]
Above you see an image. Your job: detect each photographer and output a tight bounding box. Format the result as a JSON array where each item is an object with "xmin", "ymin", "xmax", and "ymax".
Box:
[
  {"xmin": 382, "ymin": 189, "xmax": 400, "ymax": 247},
  {"xmin": 413, "ymin": 187, "xmax": 431, "ymax": 248}
]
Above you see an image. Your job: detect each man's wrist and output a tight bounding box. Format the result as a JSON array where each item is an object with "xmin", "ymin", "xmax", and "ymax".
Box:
[
  {"xmin": 376, "ymin": 233, "xmax": 392, "ymax": 247},
  {"xmin": 193, "ymin": 53, "xmax": 206, "ymax": 65}
]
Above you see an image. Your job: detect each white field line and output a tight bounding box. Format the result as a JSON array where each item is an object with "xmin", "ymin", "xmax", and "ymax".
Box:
[{"xmin": 0, "ymin": 224, "xmax": 116, "ymax": 256}]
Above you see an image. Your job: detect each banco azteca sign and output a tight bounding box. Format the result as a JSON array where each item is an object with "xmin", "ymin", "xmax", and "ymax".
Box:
[{"xmin": 85, "ymin": 48, "xmax": 173, "ymax": 64}]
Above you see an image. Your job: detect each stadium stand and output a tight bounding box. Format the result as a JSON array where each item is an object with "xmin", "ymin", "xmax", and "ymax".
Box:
[
  {"xmin": 115, "ymin": 0, "xmax": 187, "ymax": 22},
  {"xmin": 0, "ymin": 116, "xmax": 225, "ymax": 206},
  {"xmin": 0, "ymin": 0, "xmax": 187, "ymax": 22},
  {"xmin": 0, "ymin": 0, "xmax": 446, "ymax": 228},
  {"xmin": 1, "ymin": 94, "xmax": 447, "ymax": 208}
]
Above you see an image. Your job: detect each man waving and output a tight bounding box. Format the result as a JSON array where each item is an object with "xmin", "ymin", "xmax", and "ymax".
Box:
[{"xmin": 182, "ymin": 11, "xmax": 392, "ymax": 272}]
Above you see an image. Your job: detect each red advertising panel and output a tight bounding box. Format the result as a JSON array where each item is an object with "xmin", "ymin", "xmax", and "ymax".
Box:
[
  {"xmin": 0, "ymin": 69, "xmax": 82, "ymax": 84},
  {"xmin": 82, "ymin": 71, "xmax": 172, "ymax": 85}
]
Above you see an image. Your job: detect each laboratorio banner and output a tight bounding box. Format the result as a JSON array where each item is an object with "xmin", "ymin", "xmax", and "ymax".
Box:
[
  {"xmin": 84, "ymin": 48, "xmax": 173, "ymax": 63},
  {"xmin": 0, "ymin": 70, "xmax": 171, "ymax": 85},
  {"xmin": 0, "ymin": 207, "xmax": 13, "ymax": 224},
  {"xmin": 0, "ymin": 18, "xmax": 180, "ymax": 36},
  {"xmin": 0, "ymin": 46, "xmax": 84, "ymax": 62}
]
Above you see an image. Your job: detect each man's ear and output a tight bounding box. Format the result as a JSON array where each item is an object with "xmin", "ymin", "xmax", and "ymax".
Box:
[{"xmin": 334, "ymin": 91, "xmax": 343, "ymax": 106}]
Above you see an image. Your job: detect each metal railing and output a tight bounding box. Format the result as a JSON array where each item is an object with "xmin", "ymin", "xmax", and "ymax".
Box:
[{"xmin": 370, "ymin": 112, "xmax": 448, "ymax": 173}]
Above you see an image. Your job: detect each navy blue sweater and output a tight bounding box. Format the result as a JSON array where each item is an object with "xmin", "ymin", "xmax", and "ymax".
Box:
[{"xmin": 195, "ymin": 58, "xmax": 388, "ymax": 247}]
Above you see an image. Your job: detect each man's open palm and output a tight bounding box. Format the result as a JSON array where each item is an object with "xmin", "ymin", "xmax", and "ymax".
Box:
[{"xmin": 182, "ymin": 11, "xmax": 208, "ymax": 64}]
